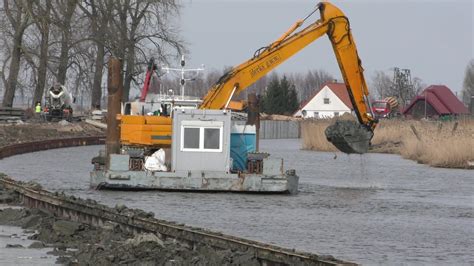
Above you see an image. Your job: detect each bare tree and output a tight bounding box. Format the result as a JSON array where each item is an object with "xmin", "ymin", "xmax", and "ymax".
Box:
[
  {"xmin": 371, "ymin": 70, "xmax": 392, "ymax": 99},
  {"xmin": 108, "ymin": 0, "xmax": 184, "ymax": 102},
  {"xmin": 285, "ymin": 69, "xmax": 333, "ymax": 102},
  {"xmin": 244, "ymin": 74, "xmax": 267, "ymax": 98},
  {"xmin": 17, "ymin": 55, "xmax": 36, "ymax": 104},
  {"xmin": 411, "ymin": 77, "xmax": 425, "ymax": 99},
  {"xmin": 78, "ymin": 0, "xmax": 113, "ymax": 109},
  {"xmin": 26, "ymin": 0, "xmax": 52, "ymax": 106},
  {"xmin": 51, "ymin": 0, "xmax": 78, "ymax": 85},
  {"xmin": 0, "ymin": 0, "xmax": 187, "ymax": 109},
  {"xmin": 462, "ymin": 59, "xmax": 474, "ymax": 113},
  {"xmin": 1, "ymin": 0, "xmax": 31, "ymax": 107}
]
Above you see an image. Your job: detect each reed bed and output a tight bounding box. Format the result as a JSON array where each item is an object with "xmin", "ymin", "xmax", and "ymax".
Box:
[
  {"xmin": 301, "ymin": 117, "xmax": 474, "ymax": 169},
  {"xmin": 301, "ymin": 119, "xmax": 338, "ymax": 152}
]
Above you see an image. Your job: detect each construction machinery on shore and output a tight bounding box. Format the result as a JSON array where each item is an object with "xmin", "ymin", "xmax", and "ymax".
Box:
[
  {"xmin": 44, "ymin": 84, "xmax": 74, "ymax": 122},
  {"xmin": 372, "ymin": 97, "xmax": 399, "ymax": 119}
]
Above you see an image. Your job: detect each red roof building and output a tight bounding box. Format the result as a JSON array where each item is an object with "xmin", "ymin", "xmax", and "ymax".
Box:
[
  {"xmin": 402, "ymin": 85, "xmax": 469, "ymax": 119},
  {"xmin": 294, "ymin": 82, "xmax": 353, "ymax": 118}
]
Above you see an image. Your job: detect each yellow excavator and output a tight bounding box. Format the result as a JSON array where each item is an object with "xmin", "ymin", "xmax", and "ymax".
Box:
[{"xmin": 120, "ymin": 1, "xmax": 377, "ymax": 154}]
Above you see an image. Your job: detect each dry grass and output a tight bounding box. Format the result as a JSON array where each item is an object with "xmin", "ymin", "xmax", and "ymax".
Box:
[
  {"xmin": 301, "ymin": 119, "xmax": 338, "ymax": 152},
  {"xmin": 301, "ymin": 114, "xmax": 356, "ymax": 152},
  {"xmin": 398, "ymin": 119, "xmax": 474, "ymax": 168},
  {"xmin": 301, "ymin": 117, "xmax": 474, "ymax": 169}
]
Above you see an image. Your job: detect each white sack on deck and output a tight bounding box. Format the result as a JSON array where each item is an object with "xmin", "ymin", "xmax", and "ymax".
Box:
[{"xmin": 144, "ymin": 149, "xmax": 167, "ymax": 172}]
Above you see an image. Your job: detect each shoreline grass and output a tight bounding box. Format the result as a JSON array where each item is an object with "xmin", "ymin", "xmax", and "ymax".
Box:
[{"xmin": 301, "ymin": 117, "xmax": 474, "ymax": 169}]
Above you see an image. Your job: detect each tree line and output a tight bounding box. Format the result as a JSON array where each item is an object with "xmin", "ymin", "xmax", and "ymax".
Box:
[
  {"xmin": 0, "ymin": 0, "xmax": 339, "ymax": 115},
  {"xmin": 159, "ymin": 68, "xmax": 334, "ymax": 115},
  {"xmin": 0, "ymin": 0, "xmax": 184, "ymax": 109},
  {"xmin": 1, "ymin": 0, "xmax": 470, "ymax": 114},
  {"xmin": 154, "ymin": 64, "xmax": 473, "ymax": 115}
]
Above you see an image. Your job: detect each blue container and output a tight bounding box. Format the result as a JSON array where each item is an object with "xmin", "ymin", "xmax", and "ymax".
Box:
[{"xmin": 230, "ymin": 125, "xmax": 256, "ymax": 171}]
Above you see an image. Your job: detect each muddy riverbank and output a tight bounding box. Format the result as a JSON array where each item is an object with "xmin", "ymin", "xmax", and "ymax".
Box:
[
  {"xmin": 0, "ymin": 222, "xmax": 57, "ymax": 265},
  {"xmin": 0, "ymin": 121, "xmax": 104, "ymax": 148},
  {"xmin": 0, "ymin": 180, "xmax": 261, "ymax": 265}
]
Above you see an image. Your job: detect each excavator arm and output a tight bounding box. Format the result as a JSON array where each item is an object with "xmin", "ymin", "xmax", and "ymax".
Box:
[{"xmin": 200, "ymin": 2, "xmax": 377, "ymax": 154}]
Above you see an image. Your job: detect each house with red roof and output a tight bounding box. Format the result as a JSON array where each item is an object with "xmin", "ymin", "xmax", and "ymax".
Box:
[
  {"xmin": 402, "ymin": 85, "xmax": 469, "ymax": 119},
  {"xmin": 293, "ymin": 82, "xmax": 353, "ymax": 118}
]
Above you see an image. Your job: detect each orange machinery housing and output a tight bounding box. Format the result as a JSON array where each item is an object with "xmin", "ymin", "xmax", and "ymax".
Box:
[{"xmin": 120, "ymin": 115, "xmax": 172, "ymax": 147}]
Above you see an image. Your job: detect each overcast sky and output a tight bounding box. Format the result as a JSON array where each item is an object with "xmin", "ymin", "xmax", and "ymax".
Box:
[{"xmin": 177, "ymin": 0, "xmax": 473, "ymax": 96}]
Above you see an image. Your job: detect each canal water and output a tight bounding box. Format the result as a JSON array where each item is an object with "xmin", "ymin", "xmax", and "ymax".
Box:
[
  {"xmin": 0, "ymin": 139, "xmax": 472, "ymax": 265},
  {"xmin": 0, "ymin": 206, "xmax": 56, "ymax": 265}
]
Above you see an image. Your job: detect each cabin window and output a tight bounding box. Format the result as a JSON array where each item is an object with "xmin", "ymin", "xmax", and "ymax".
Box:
[
  {"xmin": 181, "ymin": 121, "xmax": 223, "ymax": 152},
  {"xmin": 334, "ymin": 112, "xmax": 339, "ymax": 117},
  {"xmin": 313, "ymin": 112, "xmax": 319, "ymax": 118},
  {"xmin": 324, "ymin": 98, "xmax": 330, "ymax": 104},
  {"xmin": 204, "ymin": 128, "xmax": 220, "ymax": 149},
  {"xmin": 183, "ymin": 127, "xmax": 200, "ymax": 149}
]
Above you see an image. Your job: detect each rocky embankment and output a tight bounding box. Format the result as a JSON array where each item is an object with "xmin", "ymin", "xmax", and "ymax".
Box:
[
  {"xmin": 0, "ymin": 121, "xmax": 104, "ymax": 148},
  {"xmin": 0, "ymin": 180, "xmax": 259, "ymax": 265}
]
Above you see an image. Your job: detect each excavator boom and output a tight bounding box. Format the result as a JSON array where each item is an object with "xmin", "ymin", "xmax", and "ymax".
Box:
[{"xmin": 200, "ymin": 2, "xmax": 376, "ymax": 154}]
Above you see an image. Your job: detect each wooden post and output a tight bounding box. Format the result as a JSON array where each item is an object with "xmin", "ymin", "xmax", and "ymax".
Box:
[
  {"xmin": 410, "ymin": 124, "xmax": 421, "ymax": 141},
  {"xmin": 106, "ymin": 58, "xmax": 123, "ymax": 168},
  {"xmin": 437, "ymin": 122, "xmax": 443, "ymax": 134},
  {"xmin": 451, "ymin": 121, "xmax": 458, "ymax": 136},
  {"xmin": 247, "ymin": 93, "xmax": 260, "ymax": 151}
]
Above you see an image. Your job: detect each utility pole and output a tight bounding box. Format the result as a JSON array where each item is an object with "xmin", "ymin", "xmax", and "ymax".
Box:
[
  {"xmin": 424, "ymin": 90, "xmax": 427, "ymax": 119},
  {"xmin": 392, "ymin": 67, "xmax": 414, "ymax": 108},
  {"xmin": 471, "ymin": 95, "xmax": 474, "ymax": 114},
  {"xmin": 161, "ymin": 55, "xmax": 204, "ymax": 99}
]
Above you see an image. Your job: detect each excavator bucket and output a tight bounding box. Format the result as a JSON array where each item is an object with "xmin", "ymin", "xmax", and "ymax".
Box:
[{"xmin": 325, "ymin": 120, "xmax": 373, "ymax": 154}]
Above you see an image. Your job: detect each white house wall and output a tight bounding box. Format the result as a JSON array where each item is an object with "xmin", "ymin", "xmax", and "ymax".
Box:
[{"xmin": 294, "ymin": 86, "xmax": 351, "ymax": 118}]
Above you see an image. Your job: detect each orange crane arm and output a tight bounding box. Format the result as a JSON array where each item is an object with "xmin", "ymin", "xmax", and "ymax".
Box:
[{"xmin": 200, "ymin": 2, "xmax": 376, "ymax": 130}]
